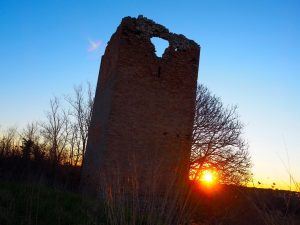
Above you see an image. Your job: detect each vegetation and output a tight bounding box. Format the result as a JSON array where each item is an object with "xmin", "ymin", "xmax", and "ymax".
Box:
[
  {"xmin": 0, "ymin": 181, "xmax": 299, "ymax": 225},
  {"xmin": 191, "ymin": 84, "xmax": 251, "ymax": 185},
  {"xmin": 3, "ymin": 82, "xmax": 298, "ymax": 225},
  {"xmin": 0, "ymin": 181, "xmax": 104, "ymax": 225},
  {"xmin": 0, "ymin": 82, "xmax": 251, "ymax": 186},
  {"xmin": 191, "ymin": 183, "xmax": 300, "ymax": 225},
  {"xmin": 0, "ymin": 82, "xmax": 94, "ymax": 169}
]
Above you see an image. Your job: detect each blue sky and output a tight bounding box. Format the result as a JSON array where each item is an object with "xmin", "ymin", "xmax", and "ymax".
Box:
[{"xmin": 0, "ymin": 0, "xmax": 299, "ymax": 189}]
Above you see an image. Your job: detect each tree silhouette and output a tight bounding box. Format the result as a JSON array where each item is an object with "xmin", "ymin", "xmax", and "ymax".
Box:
[
  {"xmin": 40, "ymin": 97, "xmax": 70, "ymax": 165},
  {"xmin": 65, "ymin": 83, "xmax": 94, "ymax": 166},
  {"xmin": 191, "ymin": 84, "xmax": 251, "ymax": 185},
  {"xmin": 21, "ymin": 138, "xmax": 34, "ymax": 161}
]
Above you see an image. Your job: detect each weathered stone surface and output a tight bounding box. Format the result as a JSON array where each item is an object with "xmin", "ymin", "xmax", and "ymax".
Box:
[{"xmin": 81, "ymin": 16, "xmax": 200, "ymax": 197}]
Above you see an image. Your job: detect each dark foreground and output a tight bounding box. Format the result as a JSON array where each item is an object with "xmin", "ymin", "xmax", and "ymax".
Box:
[
  {"xmin": 0, "ymin": 180, "xmax": 299, "ymax": 225},
  {"xmin": 0, "ymin": 156, "xmax": 299, "ymax": 225}
]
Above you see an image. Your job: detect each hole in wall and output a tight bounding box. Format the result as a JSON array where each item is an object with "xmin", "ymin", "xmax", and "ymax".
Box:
[{"xmin": 150, "ymin": 37, "xmax": 169, "ymax": 58}]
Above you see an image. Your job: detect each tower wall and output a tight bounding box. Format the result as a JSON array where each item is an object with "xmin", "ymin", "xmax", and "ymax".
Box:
[{"xmin": 81, "ymin": 16, "xmax": 200, "ymax": 197}]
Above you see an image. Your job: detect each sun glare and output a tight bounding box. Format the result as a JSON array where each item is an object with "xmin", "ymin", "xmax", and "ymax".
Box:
[
  {"xmin": 199, "ymin": 170, "xmax": 218, "ymax": 186},
  {"xmin": 190, "ymin": 166, "xmax": 221, "ymax": 193},
  {"xmin": 202, "ymin": 170, "xmax": 213, "ymax": 183}
]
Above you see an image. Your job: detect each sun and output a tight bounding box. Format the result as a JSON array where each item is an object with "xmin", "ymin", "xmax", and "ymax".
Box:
[
  {"xmin": 200, "ymin": 170, "xmax": 217, "ymax": 185},
  {"xmin": 202, "ymin": 170, "xmax": 213, "ymax": 183},
  {"xmin": 189, "ymin": 166, "xmax": 219, "ymax": 187},
  {"xmin": 190, "ymin": 167, "xmax": 219, "ymax": 193}
]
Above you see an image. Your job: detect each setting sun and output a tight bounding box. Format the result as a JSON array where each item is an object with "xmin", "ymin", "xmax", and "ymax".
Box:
[
  {"xmin": 202, "ymin": 170, "xmax": 214, "ymax": 183},
  {"xmin": 189, "ymin": 166, "xmax": 219, "ymax": 186},
  {"xmin": 199, "ymin": 170, "xmax": 218, "ymax": 186}
]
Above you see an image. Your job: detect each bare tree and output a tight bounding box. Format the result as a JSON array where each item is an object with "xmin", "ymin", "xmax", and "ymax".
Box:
[
  {"xmin": 0, "ymin": 127, "xmax": 20, "ymax": 158},
  {"xmin": 191, "ymin": 84, "xmax": 251, "ymax": 185},
  {"xmin": 66, "ymin": 83, "xmax": 94, "ymax": 166},
  {"xmin": 21, "ymin": 122, "xmax": 40, "ymax": 143},
  {"xmin": 67, "ymin": 123, "xmax": 79, "ymax": 166},
  {"xmin": 40, "ymin": 97, "xmax": 70, "ymax": 165}
]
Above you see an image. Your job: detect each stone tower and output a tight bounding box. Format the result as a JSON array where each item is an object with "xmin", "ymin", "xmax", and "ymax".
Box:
[{"xmin": 81, "ymin": 16, "xmax": 200, "ymax": 197}]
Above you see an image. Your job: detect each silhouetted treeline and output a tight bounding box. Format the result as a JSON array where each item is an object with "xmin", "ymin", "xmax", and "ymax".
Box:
[
  {"xmin": 0, "ymin": 131, "xmax": 81, "ymax": 190},
  {"xmin": 0, "ymin": 83, "xmax": 94, "ymax": 189}
]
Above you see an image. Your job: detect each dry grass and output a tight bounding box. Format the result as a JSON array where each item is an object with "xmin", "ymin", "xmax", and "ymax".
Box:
[{"xmin": 96, "ymin": 157, "xmax": 196, "ymax": 225}]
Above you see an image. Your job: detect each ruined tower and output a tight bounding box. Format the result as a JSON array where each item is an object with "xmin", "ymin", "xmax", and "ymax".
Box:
[{"xmin": 81, "ymin": 16, "xmax": 200, "ymax": 197}]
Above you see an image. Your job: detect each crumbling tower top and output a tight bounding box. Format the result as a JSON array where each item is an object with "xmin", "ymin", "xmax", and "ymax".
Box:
[{"xmin": 134, "ymin": 15, "xmax": 199, "ymax": 51}]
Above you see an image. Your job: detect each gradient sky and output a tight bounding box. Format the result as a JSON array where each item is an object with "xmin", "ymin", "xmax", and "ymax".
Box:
[{"xmin": 0, "ymin": 0, "xmax": 299, "ymax": 190}]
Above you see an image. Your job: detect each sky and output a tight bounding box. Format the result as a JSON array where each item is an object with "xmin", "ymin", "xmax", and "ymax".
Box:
[{"xmin": 0, "ymin": 0, "xmax": 299, "ymax": 190}]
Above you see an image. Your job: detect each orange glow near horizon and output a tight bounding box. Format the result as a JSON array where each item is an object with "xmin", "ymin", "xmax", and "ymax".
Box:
[
  {"xmin": 190, "ymin": 167, "xmax": 219, "ymax": 188},
  {"xmin": 190, "ymin": 169, "xmax": 220, "ymax": 194}
]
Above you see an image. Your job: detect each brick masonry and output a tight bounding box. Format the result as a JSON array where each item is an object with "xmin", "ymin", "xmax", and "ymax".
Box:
[{"xmin": 81, "ymin": 16, "xmax": 200, "ymax": 197}]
